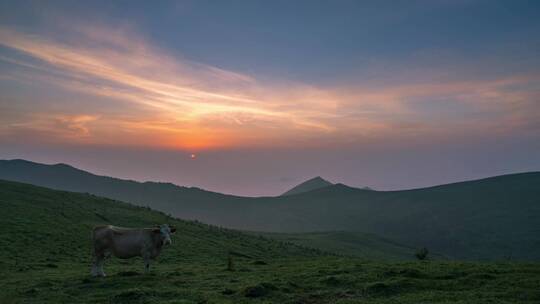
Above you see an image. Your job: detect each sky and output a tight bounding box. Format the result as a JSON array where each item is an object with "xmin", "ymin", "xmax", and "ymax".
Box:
[{"xmin": 1, "ymin": 0, "xmax": 540, "ymax": 196}]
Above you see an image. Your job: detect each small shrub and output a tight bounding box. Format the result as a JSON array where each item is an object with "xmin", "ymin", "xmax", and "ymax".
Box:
[{"xmin": 415, "ymin": 247, "xmax": 429, "ymax": 260}]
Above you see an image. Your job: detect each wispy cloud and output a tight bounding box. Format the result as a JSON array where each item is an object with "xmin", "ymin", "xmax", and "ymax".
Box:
[
  {"xmin": 0, "ymin": 24, "xmax": 539, "ymax": 150},
  {"xmin": 0, "ymin": 25, "xmax": 346, "ymax": 148}
]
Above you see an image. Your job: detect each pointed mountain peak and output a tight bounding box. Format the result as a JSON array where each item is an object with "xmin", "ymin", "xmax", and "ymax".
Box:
[
  {"xmin": 308, "ymin": 176, "xmax": 327, "ymax": 182},
  {"xmin": 280, "ymin": 176, "xmax": 333, "ymax": 196}
]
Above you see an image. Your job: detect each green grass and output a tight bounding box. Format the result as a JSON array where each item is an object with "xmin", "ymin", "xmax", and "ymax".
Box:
[
  {"xmin": 1, "ymin": 179, "xmax": 540, "ymax": 303},
  {"xmin": 252, "ymin": 231, "xmax": 443, "ymax": 260}
]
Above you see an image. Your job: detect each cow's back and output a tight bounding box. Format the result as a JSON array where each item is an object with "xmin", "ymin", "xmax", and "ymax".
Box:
[{"xmin": 92, "ymin": 225, "xmax": 149, "ymax": 259}]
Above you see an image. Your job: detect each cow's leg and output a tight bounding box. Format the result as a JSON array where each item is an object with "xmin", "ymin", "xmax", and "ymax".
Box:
[
  {"xmin": 95, "ymin": 255, "xmax": 106, "ymax": 277},
  {"xmin": 144, "ymin": 258, "xmax": 151, "ymax": 273},
  {"xmin": 94, "ymin": 250, "xmax": 108, "ymax": 277},
  {"xmin": 91, "ymin": 254, "xmax": 106, "ymax": 277},
  {"xmin": 142, "ymin": 251, "xmax": 151, "ymax": 274},
  {"xmin": 99, "ymin": 258, "xmax": 107, "ymax": 277},
  {"xmin": 91, "ymin": 245, "xmax": 104, "ymax": 277},
  {"xmin": 90, "ymin": 258, "xmax": 99, "ymax": 277}
]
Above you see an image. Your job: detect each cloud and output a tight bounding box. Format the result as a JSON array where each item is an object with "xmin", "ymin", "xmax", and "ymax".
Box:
[
  {"xmin": 3, "ymin": 113, "xmax": 99, "ymax": 142},
  {"xmin": 0, "ymin": 24, "xmax": 539, "ymax": 150},
  {"xmin": 0, "ymin": 25, "xmax": 348, "ymax": 148}
]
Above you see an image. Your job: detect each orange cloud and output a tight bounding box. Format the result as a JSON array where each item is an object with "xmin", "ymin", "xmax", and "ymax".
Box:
[
  {"xmin": 0, "ymin": 26, "xmax": 346, "ymax": 149},
  {"xmin": 1, "ymin": 25, "xmax": 539, "ymax": 150}
]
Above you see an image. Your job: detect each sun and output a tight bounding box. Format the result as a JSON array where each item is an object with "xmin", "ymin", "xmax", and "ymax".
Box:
[{"xmin": 190, "ymin": 153, "xmax": 197, "ymax": 159}]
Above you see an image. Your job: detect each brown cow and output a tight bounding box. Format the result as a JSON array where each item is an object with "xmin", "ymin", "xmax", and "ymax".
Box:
[{"xmin": 91, "ymin": 224, "xmax": 176, "ymax": 277}]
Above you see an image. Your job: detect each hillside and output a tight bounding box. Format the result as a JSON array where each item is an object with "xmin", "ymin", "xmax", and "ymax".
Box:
[
  {"xmin": 0, "ymin": 179, "xmax": 315, "ymax": 267},
  {"xmin": 0, "ymin": 159, "xmax": 244, "ymax": 219},
  {"xmin": 2, "ymin": 180, "xmax": 540, "ymax": 303},
  {"xmin": 281, "ymin": 176, "xmax": 333, "ymax": 196},
  {"xmin": 1, "ymin": 159, "xmax": 540, "ymax": 260},
  {"xmin": 252, "ymin": 231, "xmax": 432, "ymax": 260},
  {"xmin": 242, "ymin": 176, "xmax": 540, "ymax": 260}
]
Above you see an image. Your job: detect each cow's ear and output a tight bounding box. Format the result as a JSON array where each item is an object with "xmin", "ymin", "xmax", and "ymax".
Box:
[{"xmin": 170, "ymin": 226, "xmax": 177, "ymax": 234}]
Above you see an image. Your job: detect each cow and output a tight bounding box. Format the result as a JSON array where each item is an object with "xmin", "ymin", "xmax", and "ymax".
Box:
[{"xmin": 91, "ymin": 224, "xmax": 176, "ymax": 277}]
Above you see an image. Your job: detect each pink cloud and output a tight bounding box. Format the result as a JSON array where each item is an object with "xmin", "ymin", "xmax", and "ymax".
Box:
[{"xmin": 1, "ymin": 24, "xmax": 539, "ymax": 150}]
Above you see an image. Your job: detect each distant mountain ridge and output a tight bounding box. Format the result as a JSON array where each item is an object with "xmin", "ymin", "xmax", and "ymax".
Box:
[
  {"xmin": 0, "ymin": 159, "xmax": 226, "ymax": 195},
  {"xmin": 281, "ymin": 176, "xmax": 333, "ymax": 196},
  {"xmin": 1, "ymin": 158, "xmax": 540, "ymax": 260},
  {"xmin": 0, "ymin": 159, "xmax": 243, "ymax": 220}
]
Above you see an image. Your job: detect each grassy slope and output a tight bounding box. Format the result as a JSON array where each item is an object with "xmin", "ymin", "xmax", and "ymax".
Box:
[
  {"xmin": 254, "ymin": 231, "xmax": 424, "ymax": 260},
  {"xmin": 1, "ymin": 180, "xmax": 540, "ymax": 303},
  {"xmin": 0, "ymin": 180, "xmax": 313, "ymax": 261}
]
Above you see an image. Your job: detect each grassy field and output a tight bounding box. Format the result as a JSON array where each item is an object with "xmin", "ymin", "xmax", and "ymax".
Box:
[
  {"xmin": 1, "ymin": 179, "xmax": 540, "ymax": 303},
  {"xmin": 3, "ymin": 255, "xmax": 540, "ymax": 304}
]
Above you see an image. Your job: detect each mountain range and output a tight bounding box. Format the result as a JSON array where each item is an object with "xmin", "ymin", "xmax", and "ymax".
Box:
[{"xmin": 1, "ymin": 159, "xmax": 539, "ymax": 260}]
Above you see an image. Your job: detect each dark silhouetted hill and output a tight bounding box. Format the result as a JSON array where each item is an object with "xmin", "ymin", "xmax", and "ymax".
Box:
[{"xmin": 281, "ymin": 176, "xmax": 333, "ymax": 196}]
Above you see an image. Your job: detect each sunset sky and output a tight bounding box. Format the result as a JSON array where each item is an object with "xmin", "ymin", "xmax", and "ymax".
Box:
[{"xmin": 1, "ymin": 0, "xmax": 540, "ymax": 196}]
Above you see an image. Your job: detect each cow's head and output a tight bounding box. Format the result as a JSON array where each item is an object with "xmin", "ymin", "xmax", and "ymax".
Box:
[{"xmin": 153, "ymin": 224, "xmax": 176, "ymax": 246}]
